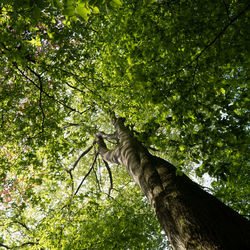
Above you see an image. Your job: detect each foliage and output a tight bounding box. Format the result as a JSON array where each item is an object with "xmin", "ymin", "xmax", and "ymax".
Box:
[{"xmin": 0, "ymin": 0, "xmax": 249, "ymax": 248}]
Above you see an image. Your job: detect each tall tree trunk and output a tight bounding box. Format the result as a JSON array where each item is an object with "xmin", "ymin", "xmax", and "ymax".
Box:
[{"xmin": 95, "ymin": 117, "xmax": 250, "ymax": 250}]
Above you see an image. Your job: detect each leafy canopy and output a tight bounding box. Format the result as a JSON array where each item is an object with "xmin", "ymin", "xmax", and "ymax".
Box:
[{"xmin": 0, "ymin": 0, "xmax": 249, "ymax": 248}]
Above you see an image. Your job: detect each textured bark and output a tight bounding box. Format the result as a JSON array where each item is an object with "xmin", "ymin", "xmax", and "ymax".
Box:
[{"xmin": 95, "ymin": 117, "xmax": 250, "ymax": 250}]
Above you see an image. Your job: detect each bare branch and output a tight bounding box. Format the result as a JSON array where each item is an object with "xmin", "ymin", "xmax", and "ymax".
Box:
[
  {"xmin": 65, "ymin": 145, "xmax": 93, "ymax": 194},
  {"xmin": 93, "ymin": 158, "xmax": 101, "ymax": 192},
  {"xmin": 68, "ymin": 145, "xmax": 93, "ymax": 172},
  {"xmin": 13, "ymin": 221, "xmax": 30, "ymax": 231},
  {"xmin": 0, "ymin": 242, "xmax": 38, "ymax": 249},
  {"xmin": 74, "ymin": 153, "xmax": 98, "ymax": 196},
  {"xmin": 37, "ymin": 74, "xmax": 46, "ymax": 136},
  {"xmin": 0, "ymin": 243, "xmax": 10, "ymax": 249},
  {"xmin": 64, "ymin": 81, "xmax": 85, "ymax": 93},
  {"xmin": 13, "ymin": 242, "xmax": 38, "ymax": 248},
  {"xmin": 104, "ymin": 160, "xmax": 113, "ymax": 196},
  {"xmin": 68, "ymin": 169, "xmax": 74, "ymax": 193}
]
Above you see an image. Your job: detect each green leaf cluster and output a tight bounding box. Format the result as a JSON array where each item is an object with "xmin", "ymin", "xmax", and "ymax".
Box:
[{"xmin": 0, "ymin": 0, "xmax": 249, "ymax": 248}]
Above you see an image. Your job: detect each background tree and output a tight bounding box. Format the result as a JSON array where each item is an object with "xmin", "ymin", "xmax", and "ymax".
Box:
[{"xmin": 0, "ymin": 0, "xmax": 249, "ymax": 249}]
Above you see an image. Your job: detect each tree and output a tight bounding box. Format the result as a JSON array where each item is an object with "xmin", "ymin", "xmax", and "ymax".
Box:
[
  {"xmin": 96, "ymin": 115, "xmax": 250, "ymax": 249},
  {"xmin": 0, "ymin": 0, "xmax": 249, "ymax": 249}
]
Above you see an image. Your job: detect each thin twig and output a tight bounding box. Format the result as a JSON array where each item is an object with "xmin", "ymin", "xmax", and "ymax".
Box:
[
  {"xmin": 68, "ymin": 170, "xmax": 74, "ymax": 193},
  {"xmin": 27, "ymin": 66, "xmax": 84, "ymax": 113},
  {"xmin": 47, "ymin": 63, "xmax": 106, "ymax": 103},
  {"xmin": 14, "ymin": 221, "xmax": 30, "ymax": 231},
  {"xmin": 97, "ymin": 154, "xmax": 102, "ymax": 185},
  {"xmin": 187, "ymin": 3, "xmax": 250, "ymax": 67},
  {"xmin": 65, "ymin": 145, "xmax": 93, "ymax": 194},
  {"xmin": 63, "ymin": 122, "xmax": 85, "ymax": 129},
  {"xmin": 14, "ymin": 242, "xmax": 38, "ymax": 248},
  {"xmin": 68, "ymin": 145, "xmax": 93, "ymax": 172},
  {"xmin": 191, "ymin": 58, "xmax": 200, "ymax": 116},
  {"xmin": 163, "ymin": 3, "xmax": 250, "ymax": 77},
  {"xmin": 37, "ymin": 74, "xmax": 46, "ymax": 135},
  {"xmin": 222, "ymin": 0, "xmax": 231, "ymax": 20},
  {"xmin": 64, "ymin": 81, "xmax": 85, "ymax": 93},
  {"xmin": 14, "ymin": 64, "xmax": 83, "ymax": 114},
  {"xmin": 74, "ymin": 153, "xmax": 98, "ymax": 196},
  {"xmin": 0, "ymin": 242, "xmax": 38, "ymax": 249}
]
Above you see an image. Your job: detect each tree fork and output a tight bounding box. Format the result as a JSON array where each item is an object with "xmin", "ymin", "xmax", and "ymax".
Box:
[{"xmin": 95, "ymin": 117, "xmax": 250, "ymax": 250}]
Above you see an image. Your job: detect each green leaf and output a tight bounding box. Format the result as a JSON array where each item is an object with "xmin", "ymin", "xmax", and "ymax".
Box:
[
  {"xmin": 92, "ymin": 6, "xmax": 100, "ymax": 13},
  {"xmin": 76, "ymin": 3, "xmax": 91, "ymax": 21},
  {"xmin": 112, "ymin": 0, "xmax": 122, "ymax": 6}
]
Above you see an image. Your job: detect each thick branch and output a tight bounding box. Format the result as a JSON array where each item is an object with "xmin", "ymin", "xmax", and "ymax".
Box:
[
  {"xmin": 92, "ymin": 159, "xmax": 101, "ymax": 192},
  {"xmin": 96, "ymin": 131, "xmax": 118, "ymax": 143},
  {"xmin": 104, "ymin": 160, "xmax": 113, "ymax": 195},
  {"xmin": 95, "ymin": 134, "xmax": 121, "ymax": 165}
]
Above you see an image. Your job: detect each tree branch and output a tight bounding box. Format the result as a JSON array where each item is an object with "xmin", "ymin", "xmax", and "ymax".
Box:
[
  {"xmin": 93, "ymin": 158, "xmax": 101, "ymax": 192},
  {"xmin": 68, "ymin": 145, "xmax": 93, "ymax": 172},
  {"xmin": 48, "ymin": 65, "xmax": 109, "ymax": 106},
  {"xmin": 13, "ymin": 242, "xmax": 38, "ymax": 248},
  {"xmin": 37, "ymin": 73, "xmax": 45, "ymax": 135},
  {"xmin": 13, "ymin": 221, "xmax": 30, "ymax": 231},
  {"xmin": 74, "ymin": 153, "xmax": 98, "ymax": 196},
  {"xmin": 27, "ymin": 66, "xmax": 84, "ymax": 113},
  {"xmin": 96, "ymin": 131, "xmax": 118, "ymax": 140},
  {"xmin": 164, "ymin": 3, "xmax": 250, "ymax": 77},
  {"xmin": 222, "ymin": 0, "xmax": 231, "ymax": 20},
  {"xmin": 13, "ymin": 64, "xmax": 83, "ymax": 114},
  {"xmin": 191, "ymin": 58, "xmax": 201, "ymax": 115},
  {"xmin": 0, "ymin": 242, "xmax": 38, "ymax": 249},
  {"xmin": 0, "ymin": 243, "xmax": 10, "ymax": 249},
  {"xmin": 63, "ymin": 122, "xmax": 86, "ymax": 129},
  {"xmin": 103, "ymin": 160, "xmax": 113, "ymax": 196},
  {"xmin": 188, "ymin": 3, "xmax": 250, "ymax": 67},
  {"xmin": 65, "ymin": 145, "xmax": 93, "ymax": 194}
]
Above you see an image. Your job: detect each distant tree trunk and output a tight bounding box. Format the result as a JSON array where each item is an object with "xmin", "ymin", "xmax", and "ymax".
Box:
[{"xmin": 95, "ymin": 116, "xmax": 250, "ymax": 250}]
